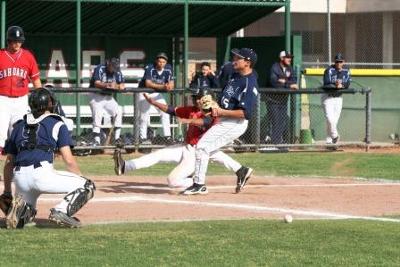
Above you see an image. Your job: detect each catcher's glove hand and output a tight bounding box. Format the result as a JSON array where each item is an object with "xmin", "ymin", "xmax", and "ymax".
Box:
[
  {"xmin": 200, "ymin": 95, "xmax": 219, "ymax": 112},
  {"xmin": 0, "ymin": 192, "xmax": 13, "ymax": 216}
]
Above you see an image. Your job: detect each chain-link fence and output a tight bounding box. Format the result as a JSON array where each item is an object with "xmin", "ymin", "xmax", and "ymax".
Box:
[
  {"xmin": 50, "ymin": 87, "xmax": 371, "ymax": 155},
  {"xmin": 299, "ymin": 11, "xmax": 400, "ymax": 69}
]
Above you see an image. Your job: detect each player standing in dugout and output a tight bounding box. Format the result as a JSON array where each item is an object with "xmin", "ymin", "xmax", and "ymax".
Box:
[
  {"xmin": 183, "ymin": 48, "xmax": 258, "ymax": 195},
  {"xmin": 0, "ymin": 26, "xmax": 42, "ymax": 155},
  {"xmin": 138, "ymin": 52, "xmax": 174, "ymax": 144},
  {"xmin": 322, "ymin": 53, "xmax": 351, "ymax": 145}
]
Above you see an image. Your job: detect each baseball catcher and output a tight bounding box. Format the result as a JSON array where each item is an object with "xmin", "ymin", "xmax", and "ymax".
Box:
[{"xmin": 2, "ymin": 88, "xmax": 95, "ymax": 228}]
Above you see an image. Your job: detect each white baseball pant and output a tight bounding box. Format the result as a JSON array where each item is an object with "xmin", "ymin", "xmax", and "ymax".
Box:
[
  {"xmin": 193, "ymin": 118, "xmax": 248, "ymax": 185},
  {"xmin": 138, "ymin": 93, "xmax": 171, "ymax": 140},
  {"xmin": 13, "ymin": 161, "xmax": 88, "ymax": 213},
  {"xmin": 0, "ymin": 95, "xmax": 30, "ymax": 148},
  {"xmin": 89, "ymin": 93, "xmax": 123, "ymax": 139},
  {"xmin": 321, "ymin": 94, "xmax": 343, "ymax": 141},
  {"xmin": 125, "ymin": 144, "xmax": 242, "ymax": 188}
]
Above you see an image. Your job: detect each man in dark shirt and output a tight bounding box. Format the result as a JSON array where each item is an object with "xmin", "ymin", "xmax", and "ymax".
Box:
[
  {"xmin": 190, "ymin": 62, "xmax": 219, "ymax": 89},
  {"xmin": 267, "ymin": 51, "xmax": 298, "ymax": 145}
]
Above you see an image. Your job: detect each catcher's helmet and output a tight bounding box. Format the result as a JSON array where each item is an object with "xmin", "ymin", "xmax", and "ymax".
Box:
[
  {"xmin": 29, "ymin": 88, "xmax": 56, "ymax": 117},
  {"xmin": 7, "ymin": 26, "xmax": 25, "ymax": 43}
]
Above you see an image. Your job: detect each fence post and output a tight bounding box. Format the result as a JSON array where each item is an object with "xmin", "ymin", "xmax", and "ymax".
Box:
[
  {"xmin": 256, "ymin": 92, "xmax": 261, "ymax": 150},
  {"xmin": 365, "ymin": 88, "xmax": 372, "ymax": 152},
  {"xmin": 134, "ymin": 92, "xmax": 140, "ymax": 150}
]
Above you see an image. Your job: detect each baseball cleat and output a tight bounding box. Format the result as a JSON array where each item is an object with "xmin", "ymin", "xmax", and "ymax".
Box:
[
  {"xmin": 182, "ymin": 183, "xmax": 208, "ymax": 195},
  {"xmin": 235, "ymin": 166, "xmax": 253, "ymax": 193},
  {"xmin": 332, "ymin": 135, "xmax": 340, "ymax": 144},
  {"xmin": 5, "ymin": 195, "xmax": 25, "ymax": 229},
  {"xmin": 48, "ymin": 209, "xmax": 81, "ymax": 228},
  {"xmin": 113, "ymin": 149, "xmax": 125, "ymax": 176}
]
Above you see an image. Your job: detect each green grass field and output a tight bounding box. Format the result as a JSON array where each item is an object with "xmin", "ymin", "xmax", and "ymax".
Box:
[
  {"xmin": 1, "ymin": 220, "xmax": 399, "ymax": 266},
  {"xmin": 57, "ymin": 152, "xmax": 400, "ymax": 180},
  {"xmin": 1, "ymin": 151, "xmax": 400, "ymax": 266}
]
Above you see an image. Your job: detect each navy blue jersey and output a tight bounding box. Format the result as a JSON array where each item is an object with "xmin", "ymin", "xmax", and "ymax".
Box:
[
  {"xmin": 4, "ymin": 114, "xmax": 73, "ymax": 166},
  {"xmin": 323, "ymin": 65, "xmax": 351, "ymax": 88},
  {"xmin": 139, "ymin": 63, "xmax": 173, "ymax": 87},
  {"xmin": 219, "ymin": 71, "xmax": 259, "ymax": 120},
  {"xmin": 89, "ymin": 64, "xmax": 125, "ymax": 88},
  {"xmin": 270, "ymin": 62, "xmax": 297, "ymax": 89},
  {"xmin": 218, "ymin": 62, "xmax": 235, "ymax": 89}
]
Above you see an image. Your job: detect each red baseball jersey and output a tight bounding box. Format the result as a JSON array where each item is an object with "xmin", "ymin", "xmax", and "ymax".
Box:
[
  {"xmin": 0, "ymin": 48, "xmax": 40, "ymax": 97},
  {"xmin": 175, "ymin": 106, "xmax": 216, "ymax": 146}
]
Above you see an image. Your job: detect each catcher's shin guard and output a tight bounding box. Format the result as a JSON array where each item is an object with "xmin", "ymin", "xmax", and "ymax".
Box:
[
  {"xmin": 6, "ymin": 195, "xmax": 37, "ymax": 229},
  {"xmin": 64, "ymin": 179, "xmax": 95, "ymax": 216}
]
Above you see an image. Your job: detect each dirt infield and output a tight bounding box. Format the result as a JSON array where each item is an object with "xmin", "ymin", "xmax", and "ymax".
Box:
[{"xmin": 3, "ymin": 175, "xmax": 398, "ymax": 226}]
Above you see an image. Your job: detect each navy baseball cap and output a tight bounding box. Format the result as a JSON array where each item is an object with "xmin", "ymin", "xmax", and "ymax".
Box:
[
  {"xmin": 156, "ymin": 52, "xmax": 168, "ymax": 61},
  {"xmin": 231, "ymin": 48, "xmax": 257, "ymax": 65},
  {"xmin": 279, "ymin": 51, "xmax": 294, "ymax": 58},
  {"xmin": 335, "ymin": 53, "xmax": 345, "ymax": 62}
]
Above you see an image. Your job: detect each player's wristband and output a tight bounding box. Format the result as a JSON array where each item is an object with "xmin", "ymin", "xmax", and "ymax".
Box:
[
  {"xmin": 2, "ymin": 191, "xmax": 12, "ymax": 198},
  {"xmin": 166, "ymin": 105, "xmax": 176, "ymax": 116},
  {"xmin": 203, "ymin": 116, "xmax": 213, "ymax": 127}
]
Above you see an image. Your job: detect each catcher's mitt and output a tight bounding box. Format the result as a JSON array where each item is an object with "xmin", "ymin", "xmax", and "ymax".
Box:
[
  {"xmin": 0, "ymin": 192, "xmax": 13, "ymax": 216},
  {"xmin": 200, "ymin": 95, "xmax": 218, "ymax": 112}
]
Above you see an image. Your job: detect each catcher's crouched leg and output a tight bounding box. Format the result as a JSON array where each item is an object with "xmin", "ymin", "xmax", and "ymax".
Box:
[
  {"xmin": 6, "ymin": 195, "xmax": 37, "ymax": 229},
  {"xmin": 64, "ymin": 179, "xmax": 96, "ymax": 217}
]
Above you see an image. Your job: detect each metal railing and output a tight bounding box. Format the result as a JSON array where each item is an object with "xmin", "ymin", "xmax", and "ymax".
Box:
[{"xmin": 49, "ymin": 87, "xmax": 372, "ymax": 153}]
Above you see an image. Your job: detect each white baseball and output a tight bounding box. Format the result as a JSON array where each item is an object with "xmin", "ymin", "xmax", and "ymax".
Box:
[{"xmin": 284, "ymin": 214, "xmax": 293, "ymax": 223}]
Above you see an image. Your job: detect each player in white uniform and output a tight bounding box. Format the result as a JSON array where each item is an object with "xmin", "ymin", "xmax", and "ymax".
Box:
[
  {"xmin": 89, "ymin": 58, "xmax": 125, "ymax": 145},
  {"xmin": 114, "ymin": 88, "xmax": 252, "ymax": 190},
  {"xmin": 2, "ymin": 88, "xmax": 95, "ymax": 228},
  {"xmin": 322, "ymin": 53, "xmax": 351, "ymax": 145},
  {"xmin": 183, "ymin": 48, "xmax": 258, "ymax": 195},
  {"xmin": 138, "ymin": 52, "xmax": 173, "ymax": 143}
]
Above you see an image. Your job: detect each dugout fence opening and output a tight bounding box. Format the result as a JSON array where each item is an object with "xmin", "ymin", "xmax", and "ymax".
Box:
[{"xmin": 49, "ymin": 87, "xmax": 372, "ymax": 154}]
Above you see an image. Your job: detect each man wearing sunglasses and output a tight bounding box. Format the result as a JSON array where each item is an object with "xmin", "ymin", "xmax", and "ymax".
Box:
[{"xmin": 322, "ymin": 53, "xmax": 352, "ymax": 145}]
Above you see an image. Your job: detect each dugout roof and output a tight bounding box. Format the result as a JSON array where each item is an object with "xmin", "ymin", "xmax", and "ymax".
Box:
[{"xmin": 5, "ymin": 0, "xmax": 286, "ymax": 37}]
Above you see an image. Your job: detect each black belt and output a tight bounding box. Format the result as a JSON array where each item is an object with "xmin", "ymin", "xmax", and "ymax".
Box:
[{"xmin": 14, "ymin": 162, "xmax": 43, "ymax": 171}]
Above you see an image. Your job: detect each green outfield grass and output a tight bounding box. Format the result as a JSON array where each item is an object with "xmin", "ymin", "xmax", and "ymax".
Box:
[
  {"xmin": 46, "ymin": 152, "xmax": 400, "ymax": 180},
  {"xmin": 0, "ymin": 220, "xmax": 399, "ymax": 266}
]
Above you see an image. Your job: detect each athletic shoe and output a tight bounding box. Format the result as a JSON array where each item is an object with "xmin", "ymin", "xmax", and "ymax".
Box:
[
  {"xmin": 114, "ymin": 138, "xmax": 124, "ymax": 148},
  {"xmin": 235, "ymin": 166, "xmax": 254, "ymax": 193},
  {"xmin": 332, "ymin": 135, "xmax": 340, "ymax": 144},
  {"xmin": 113, "ymin": 149, "xmax": 125, "ymax": 176},
  {"xmin": 48, "ymin": 208, "xmax": 81, "ymax": 228},
  {"xmin": 182, "ymin": 183, "xmax": 208, "ymax": 195},
  {"xmin": 6, "ymin": 195, "xmax": 25, "ymax": 229}
]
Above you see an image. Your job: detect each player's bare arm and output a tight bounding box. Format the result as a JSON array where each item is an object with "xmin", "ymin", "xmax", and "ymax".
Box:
[
  {"xmin": 145, "ymin": 79, "xmax": 168, "ymax": 91},
  {"xmin": 3, "ymin": 154, "xmax": 14, "ymax": 193},
  {"xmin": 212, "ymin": 107, "xmax": 245, "ymax": 119},
  {"xmin": 143, "ymin": 93, "xmax": 169, "ymax": 112},
  {"xmin": 32, "ymin": 78, "xmax": 42, "ymax": 89},
  {"xmin": 118, "ymin": 83, "xmax": 126, "ymax": 90},
  {"xmin": 178, "ymin": 117, "xmax": 208, "ymax": 126},
  {"xmin": 59, "ymin": 146, "xmax": 82, "ymax": 176}
]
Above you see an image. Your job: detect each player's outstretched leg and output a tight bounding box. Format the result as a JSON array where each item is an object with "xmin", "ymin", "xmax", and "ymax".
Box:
[
  {"xmin": 113, "ymin": 149, "xmax": 125, "ymax": 176},
  {"xmin": 235, "ymin": 167, "xmax": 254, "ymax": 193}
]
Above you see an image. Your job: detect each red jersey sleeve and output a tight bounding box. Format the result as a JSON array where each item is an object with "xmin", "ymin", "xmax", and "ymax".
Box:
[
  {"xmin": 175, "ymin": 106, "xmax": 195, "ymax": 119},
  {"xmin": 28, "ymin": 51, "xmax": 40, "ymax": 80}
]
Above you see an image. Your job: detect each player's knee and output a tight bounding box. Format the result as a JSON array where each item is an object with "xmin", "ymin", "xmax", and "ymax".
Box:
[
  {"xmin": 195, "ymin": 147, "xmax": 209, "ymax": 158},
  {"xmin": 64, "ymin": 178, "xmax": 96, "ymax": 216}
]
